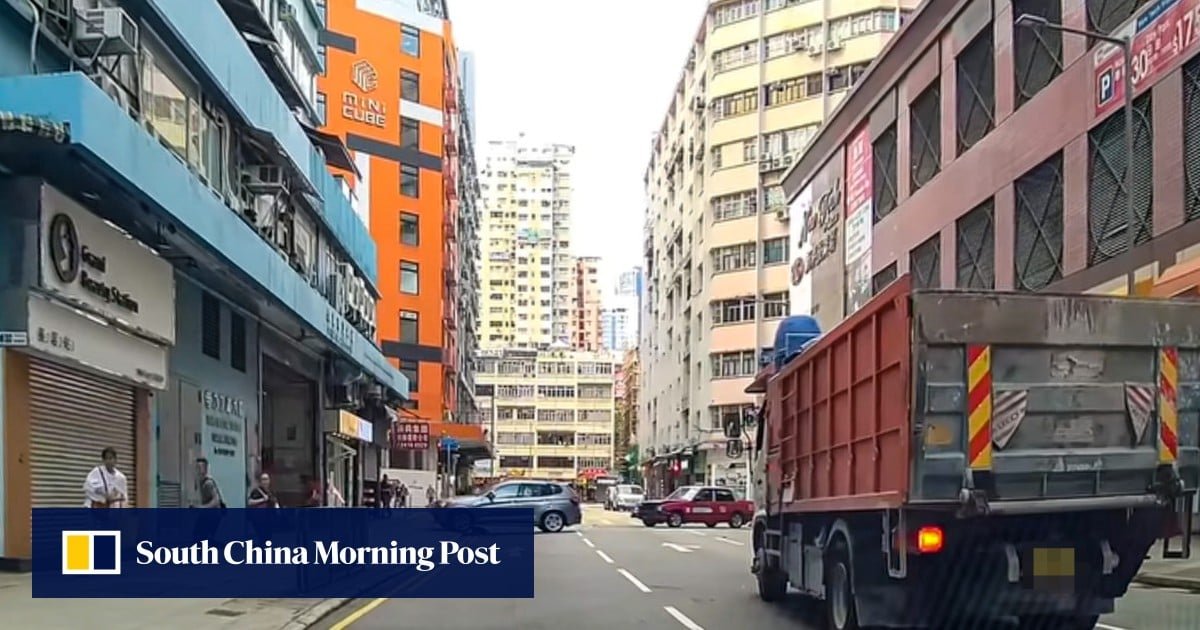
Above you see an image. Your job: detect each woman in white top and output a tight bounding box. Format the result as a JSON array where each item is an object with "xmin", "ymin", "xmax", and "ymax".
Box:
[{"xmin": 84, "ymin": 447, "xmax": 129, "ymax": 508}]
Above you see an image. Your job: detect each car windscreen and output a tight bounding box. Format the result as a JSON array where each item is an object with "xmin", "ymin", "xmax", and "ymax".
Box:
[{"xmin": 665, "ymin": 486, "xmax": 698, "ymax": 501}]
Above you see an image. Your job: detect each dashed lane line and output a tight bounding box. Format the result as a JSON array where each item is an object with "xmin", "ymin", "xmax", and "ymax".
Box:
[
  {"xmin": 596, "ymin": 549, "xmax": 615, "ymax": 564},
  {"xmin": 582, "ymin": 538, "xmax": 596, "ymax": 548},
  {"xmin": 618, "ymin": 568, "xmax": 653, "ymax": 593},
  {"xmin": 664, "ymin": 606, "xmax": 706, "ymax": 630},
  {"xmin": 716, "ymin": 536, "xmax": 744, "ymax": 546}
]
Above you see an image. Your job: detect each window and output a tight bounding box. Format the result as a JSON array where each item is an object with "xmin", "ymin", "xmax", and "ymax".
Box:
[
  {"xmin": 201, "ymin": 292, "xmax": 220, "ymax": 359},
  {"xmin": 230, "ymin": 312, "xmax": 246, "ymax": 372},
  {"xmin": 401, "ymin": 69, "xmax": 420, "ymax": 102},
  {"xmin": 762, "ymin": 237, "xmax": 788, "ymax": 264},
  {"xmin": 711, "ymin": 88, "xmax": 759, "ymax": 120},
  {"xmin": 713, "ymin": 0, "xmax": 759, "ymax": 26},
  {"xmin": 712, "ymin": 242, "xmax": 757, "ymax": 272},
  {"xmin": 956, "ymin": 27, "xmax": 995, "ymax": 153},
  {"xmin": 1185, "ymin": 58, "xmax": 1200, "ymax": 221},
  {"xmin": 400, "ymin": 260, "xmax": 419, "ymax": 294},
  {"xmin": 711, "ymin": 297, "xmax": 756, "ymax": 325},
  {"xmin": 873, "ymin": 262, "xmax": 898, "ymax": 294},
  {"xmin": 400, "ymin": 310, "xmax": 419, "ymax": 343},
  {"xmin": 1088, "ymin": 94, "xmax": 1153, "ymax": 265},
  {"xmin": 141, "ymin": 36, "xmax": 199, "ymax": 164},
  {"xmin": 401, "ymin": 24, "xmax": 421, "ymax": 56},
  {"xmin": 1086, "ymin": 0, "xmax": 1151, "ymax": 36},
  {"xmin": 710, "ymin": 145, "xmax": 723, "ymax": 169},
  {"xmin": 490, "ymin": 482, "xmax": 520, "ymax": 499},
  {"xmin": 399, "ymin": 359, "xmax": 419, "ymax": 391},
  {"xmin": 711, "ymin": 350, "xmax": 758, "ymax": 379},
  {"xmin": 401, "ymin": 164, "xmax": 420, "ymax": 197},
  {"xmin": 765, "ymin": 73, "xmax": 822, "ymax": 107},
  {"xmin": 1013, "ymin": 0, "xmax": 1062, "ymax": 107},
  {"xmin": 712, "ymin": 190, "xmax": 757, "ymax": 221},
  {"xmin": 762, "ymin": 125, "xmax": 818, "ymax": 156},
  {"xmin": 873, "ymin": 125, "xmax": 898, "ymax": 222},
  {"xmin": 316, "ymin": 92, "xmax": 326, "ymax": 125},
  {"xmin": 956, "ymin": 199, "xmax": 995, "ymax": 289},
  {"xmin": 909, "ymin": 82, "xmax": 942, "ymax": 192},
  {"xmin": 910, "ymin": 234, "xmax": 941, "ymax": 289},
  {"xmin": 401, "ymin": 116, "xmax": 419, "ymax": 150},
  {"xmin": 714, "ymin": 489, "xmax": 737, "ymax": 502},
  {"xmin": 763, "ymin": 292, "xmax": 787, "ymax": 318},
  {"xmin": 713, "ymin": 43, "xmax": 758, "ymax": 73},
  {"xmin": 400, "ymin": 212, "xmax": 419, "ymax": 245},
  {"xmin": 826, "ymin": 63, "xmax": 868, "ymax": 91},
  {"xmin": 1014, "ymin": 152, "xmax": 1065, "ymax": 291}
]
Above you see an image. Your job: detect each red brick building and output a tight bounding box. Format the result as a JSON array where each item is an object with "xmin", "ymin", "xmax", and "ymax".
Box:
[{"xmin": 782, "ymin": 0, "xmax": 1200, "ymax": 305}]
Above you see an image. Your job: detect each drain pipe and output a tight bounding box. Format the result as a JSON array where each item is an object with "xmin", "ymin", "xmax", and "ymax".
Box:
[{"xmin": 25, "ymin": 0, "xmax": 40, "ymax": 74}]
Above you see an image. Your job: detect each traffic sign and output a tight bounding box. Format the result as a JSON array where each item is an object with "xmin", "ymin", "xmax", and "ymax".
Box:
[
  {"xmin": 726, "ymin": 438, "xmax": 744, "ymax": 459},
  {"xmin": 440, "ymin": 436, "xmax": 459, "ymax": 452}
]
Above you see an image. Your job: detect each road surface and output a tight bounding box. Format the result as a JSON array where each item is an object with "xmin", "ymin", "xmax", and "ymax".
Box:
[{"xmin": 313, "ymin": 505, "xmax": 1200, "ymax": 629}]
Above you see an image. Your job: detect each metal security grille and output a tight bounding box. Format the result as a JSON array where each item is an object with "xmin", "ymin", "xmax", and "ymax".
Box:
[
  {"xmin": 956, "ymin": 199, "xmax": 995, "ymax": 289},
  {"xmin": 1086, "ymin": 0, "xmax": 1151, "ymax": 35},
  {"xmin": 910, "ymin": 84, "xmax": 941, "ymax": 192},
  {"xmin": 28, "ymin": 357, "xmax": 137, "ymax": 507},
  {"xmin": 872, "ymin": 125, "xmax": 898, "ymax": 223},
  {"xmin": 872, "ymin": 263, "xmax": 898, "ymax": 294},
  {"xmin": 910, "ymin": 235, "xmax": 941, "ymax": 289},
  {"xmin": 1184, "ymin": 57, "xmax": 1200, "ymax": 221},
  {"xmin": 956, "ymin": 28, "xmax": 995, "ymax": 153},
  {"xmin": 1014, "ymin": 153, "xmax": 1065, "ymax": 291},
  {"xmin": 1087, "ymin": 94, "xmax": 1153, "ymax": 265},
  {"xmin": 1012, "ymin": 0, "xmax": 1063, "ymax": 106}
]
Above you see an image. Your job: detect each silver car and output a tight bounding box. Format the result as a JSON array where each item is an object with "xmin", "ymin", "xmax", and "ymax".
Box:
[{"xmin": 445, "ymin": 480, "xmax": 582, "ymax": 533}]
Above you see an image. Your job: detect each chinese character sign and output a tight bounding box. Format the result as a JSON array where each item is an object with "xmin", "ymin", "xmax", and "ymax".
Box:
[{"xmin": 393, "ymin": 422, "xmax": 431, "ymax": 450}]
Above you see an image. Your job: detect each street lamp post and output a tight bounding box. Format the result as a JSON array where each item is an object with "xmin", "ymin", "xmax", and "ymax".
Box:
[{"xmin": 1015, "ymin": 14, "xmax": 1137, "ymax": 296}]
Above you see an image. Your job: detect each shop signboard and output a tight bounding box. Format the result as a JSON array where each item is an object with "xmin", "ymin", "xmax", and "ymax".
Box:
[
  {"xmin": 393, "ymin": 421, "xmax": 431, "ymax": 449},
  {"xmin": 844, "ymin": 126, "xmax": 874, "ymax": 314},
  {"xmin": 201, "ymin": 389, "xmax": 247, "ymax": 507},
  {"xmin": 1094, "ymin": 0, "xmax": 1200, "ymax": 118}
]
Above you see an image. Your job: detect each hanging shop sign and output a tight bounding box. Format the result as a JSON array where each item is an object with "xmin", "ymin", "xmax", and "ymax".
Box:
[
  {"xmin": 40, "ymin": 185, "xmax": 175, "ymax": 343},
  {"xmin": 790, "ymin": 176, "xmax": 843, "ymax": 286},
  {"xmin": 26, "ymin": 295, "xmax": 167, "ymax": 389},
  {"xmin": 393, "ymin": 421, "xmax": 431, "ymax": 449}
]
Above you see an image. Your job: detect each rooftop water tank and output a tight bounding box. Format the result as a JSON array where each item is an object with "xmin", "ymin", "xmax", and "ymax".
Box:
[{"xmin": 772, "ymin": 315, "xmax": 822, "ymax": 370}]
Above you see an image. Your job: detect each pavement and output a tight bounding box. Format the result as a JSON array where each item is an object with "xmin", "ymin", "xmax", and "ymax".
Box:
[
  {"xmin": 1134, "ymin": 536, "xmax": 1200, "ymax": 592},
  {"xmin": 310, "ymin": 505, "xmax": 1200, "ymax": 629}
]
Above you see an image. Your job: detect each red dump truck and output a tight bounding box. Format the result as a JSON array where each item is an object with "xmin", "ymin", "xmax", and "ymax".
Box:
[{"xmin": 746, "ymin": 275, "xmax": 1198, "ymax": 629}]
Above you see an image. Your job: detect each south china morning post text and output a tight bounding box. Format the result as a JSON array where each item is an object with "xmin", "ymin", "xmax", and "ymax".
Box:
[{"xmin": 31, "ymin": 508, "xmax": 535, "ymax": 599}]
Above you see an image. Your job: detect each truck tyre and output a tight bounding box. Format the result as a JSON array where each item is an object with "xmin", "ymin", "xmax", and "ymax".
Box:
[
  {"xmin": 1017, "ymin": 614, "xmax": 1100, "ymax": 629},
  {"xmin": 825, "ymin": 541, "xmax": 860, "ymax": 630},
  {"xmin": 668, "ymin": 512, "xmax": 684, "ymax": 528},
  {"xmin": 755, "ymin": 546, "xmax": 788, "ymax": 602},
  {"xmin": 729, "ymin": 512, "xmax": 746, "ymax": 528}
]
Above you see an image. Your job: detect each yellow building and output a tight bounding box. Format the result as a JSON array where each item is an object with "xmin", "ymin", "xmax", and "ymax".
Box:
[
  {"xmin": 639, "ymin": 0, "xmax": 918, "ymax": 486},
  {"xmin": 476, "ymin": 347, "xmax": 616, "ymax": 480}
]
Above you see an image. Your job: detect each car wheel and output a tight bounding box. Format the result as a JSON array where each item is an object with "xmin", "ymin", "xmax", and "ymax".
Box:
[
  {"xmin": 824, "ymin": 540, "xmax": 859, "ymax": 630},
  {"xmin": 729, "ymin": 513, "xmax": 746, "ymax": 528},
  {"xmin": 705, "ymin": 522, "xmax": 717, "ymax": 528},
  {"xmin": 539, "ymin": 511, "xmax": 566, "ymax": 533},
  {"xmin": 667, "ymin": 512, "xmax": 683, "ymax": 528},
  {"xmin": 643, "ymin": 520, "xmax": 657, "ymax": 527}
]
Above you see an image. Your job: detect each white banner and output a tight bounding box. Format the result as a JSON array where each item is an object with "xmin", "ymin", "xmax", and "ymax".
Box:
[{"xmin": 27, "ymin": 295, "xmax": 168, "ymax": 389}]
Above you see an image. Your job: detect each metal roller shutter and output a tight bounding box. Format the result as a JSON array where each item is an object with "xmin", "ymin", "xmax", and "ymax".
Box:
[{"xmin": 28, "ymin": 357, "xmax": 138, "ymax": 507}]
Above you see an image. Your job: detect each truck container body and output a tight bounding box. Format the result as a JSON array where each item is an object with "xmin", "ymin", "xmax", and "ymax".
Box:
[{"xmin": 752, "ymin": 275, "xmax": 1199, "ymax": 629}]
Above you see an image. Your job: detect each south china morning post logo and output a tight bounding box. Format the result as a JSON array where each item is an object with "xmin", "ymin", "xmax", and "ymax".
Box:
[
  {"xmin": 131, "ymin": 538, "xmax": 502, "ymax": 572},
  {"xmin": 62, "ymin": 530, "xmax": 122, "ymax": 575}
]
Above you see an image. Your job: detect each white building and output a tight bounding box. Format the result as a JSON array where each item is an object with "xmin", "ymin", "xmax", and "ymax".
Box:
[{"xmin": 478, "ymin": 136, "xmax": 576, "ymax": 349}]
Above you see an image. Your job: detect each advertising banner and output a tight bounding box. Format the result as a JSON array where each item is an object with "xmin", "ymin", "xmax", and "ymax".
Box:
[
  {"xmin": 393, "ymin": 422, "xmax": 431, "ymax": 450},
  {"xmin": 844, "ymin": 126, "xmax": 874, "ymax": 314},
  {"xmin": 788, "ymin": 185, "xmax": 814, "ymax": 315},
  {"xmin": 33, "ymin": 508, "xmax": 534, "ymax": 598},
  {"xmin": 1094, "ymin": 0, "xmax": 1200, "ymax": 118}
]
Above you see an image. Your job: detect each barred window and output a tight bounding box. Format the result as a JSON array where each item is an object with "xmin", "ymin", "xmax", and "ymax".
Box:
[
  {"xmin": 710, "ymin": 145, "xmax": 723, "ymax": 169},
  {"xmin": 1086, "ymin": 0, "xmax": 1151, "ymax": 35},
  {"xmin": 1183, "ymin": 57, "xmax": 1200, "ymax": 221},
  {"xmin": 762, "ymin": 292, "xmax": 788, "ymax": 318},
  {"xmin": 828, "ymin": 9, "xmax": 904, "ymax": 40},
  {"xmin": 909, "ymin": 82, "xmax": 942, "ymax": 192},
  {"xmin": 827, "ymin": 63, "xmax": 869, "ymax": 92},
  {"xmin": 762, "ymin": 237, "xmax": 788, "ymax": 264},
  {"xmin": 872, "ymin": 262, "xmax": 898, "ymax": 294},
  {"xmin": 873, "ymin": 124, "xmax": 898, "ymax": 222},
  {"xmin": 910, "ymin": 234, "xmax": 941, "ymax": 289},
  {"xmin": 711, "ymin": 350, "xmax": 759, "ymax": 379},
  {"xmin": 712, "ymin": 190, "xmax": 757, "ymax": 221},
  {"xmin": 956, "ymin": 199, "xmax": 995, "ymax": 289},
  {"xmin": 764, "ymin": 26, "xmax": 821, "ymax": 59},
  {"xmin": 712, "ymin": 88, "xmax": 759, "ymax": 120},
  {"xmin": 762, "ymin": 124, "xmax": 818, "ymax": 155},
  {"xmin": 956, "ymin": 26, "xmax": 995, "ymax": 153},
  {"xmin": 712, "ymin": 242, "xmax": 758, "ymax": 272},
  {"xmin": 1013, "ymin": 0, "xmax": 1062, "ymax": 107},
  {"xmin": 1014, "ymin": 152, "xmax": 1065, "ymax": 291},
  {"xmin": 766, "ymin": 74, "xmax": 823, "ymax": 107},
  {"xmin": 712, "ymin": 297, "xmax": 757, "ymax": 325},
  {"xmin": 713, "ymin": 43, "xmax": 759, "ymax": 73},
  {"xmin": 1087, "ymin": 93, "xmax": 1153, "ymax": 265},
  {"xmin": 714, "ymin": 0, "xmax": 759, "ymax": 26}
]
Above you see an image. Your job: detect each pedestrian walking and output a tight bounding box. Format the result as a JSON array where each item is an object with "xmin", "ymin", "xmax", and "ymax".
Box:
[
  {"xmin": 398, "ymin": 481, "xmax": 409, "ymax": 508},
  {"xmin": 83, "ymin": 447, "xmax": 128, "ymax": 508},
  {"xmin": 426, "ymin": 484, "xmax": 436, "ymax": 507},
  {"xmin": 247, "ymin": 473, "xmax": 278, "ymax": 508},
  {"xmin": 193, "ymin": 457, "xmax": 225, "ymax": 542},
  {"xmin": 326, "ymin": 470, "xmax": 346, "ymax": 507},
  {"xmin": 378, "ymin": 475, "xmax": 392, "ymax": 510}
]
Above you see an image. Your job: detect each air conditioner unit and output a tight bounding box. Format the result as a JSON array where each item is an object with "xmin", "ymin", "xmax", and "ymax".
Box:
[
  {"xmin": 74, "ymin": 7, "xmax": 138, "ymax": 57},
  {"xmin": 692, "ymin": 96, "xmax": 705, "ymax": 111},
  {"xmin": 807, "ymin": 43, "xmax": 823, "ymax": 56},
  {"xmin": 775, "ymin": 207, "xmax": 789, "ymax": 222},
  {"xmin": 244, "ymin": 165, "xmax": 287, "ymax": 195},
  {"xmin": 827, "ymin": 38, "xmax": 843, "ymax": 51},
  {"xmin": 759, "ymin": 160, "xmax": 775, "ymax": 173}
]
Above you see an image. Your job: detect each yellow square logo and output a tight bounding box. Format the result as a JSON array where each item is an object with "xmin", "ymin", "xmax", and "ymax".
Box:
[{"xmin": 62, "ymin": 530, "xmax": 121, "ymax": 575}]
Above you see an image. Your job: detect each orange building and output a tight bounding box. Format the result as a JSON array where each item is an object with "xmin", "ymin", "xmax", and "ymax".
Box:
[{"xmin": 318, "ymin": 0, "xmax": 485, "ymax": 470}]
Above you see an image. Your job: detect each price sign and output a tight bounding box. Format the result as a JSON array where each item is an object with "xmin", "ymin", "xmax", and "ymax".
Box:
[{"xmin": 1095, "ymin": 0, "xmax": 1200, "ymax": 118}]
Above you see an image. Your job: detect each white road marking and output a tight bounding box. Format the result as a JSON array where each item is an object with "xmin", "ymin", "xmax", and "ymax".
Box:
[
  {"xmin": 596, "ymin": 549, "xmax": 614, "ymax": 564},
  {"xmin": 716, "ymin": 536, "xmax": 744, "ymax": 546},
  {"xmin": 664, "ymin": 606, "xmax": 705, "ymax": 630},
  {"xmin": 1096, "ymin": 624, "xmax": 1130, "ymax": 630},
  {"xmin": 662, "ymin": 542, "xmax": 700, "ymax": 553},
  {"xmin": 582, "ymin": 538, "xmax": 595, "ymax": 548},
  {"xmin": 688, "ymin": 530, "xmax": 707, "ymax": 537},
  {"xmin": 618, "ymin": 568, "xmax": 653, "ymax": 593},
  {"xmin": 576, "ymin": 531, "xmax": 584, "ymax": 537}
]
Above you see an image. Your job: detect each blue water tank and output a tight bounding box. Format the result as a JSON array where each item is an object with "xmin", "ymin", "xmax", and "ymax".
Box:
[{"xmin": 772, "ymin": 315, "xmax": 822, "ymax": 370}]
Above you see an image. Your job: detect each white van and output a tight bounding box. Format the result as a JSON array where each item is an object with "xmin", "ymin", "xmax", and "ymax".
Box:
[{"xmin": 605, "ymin": 484, "xmax": 645, "ymax": 511}]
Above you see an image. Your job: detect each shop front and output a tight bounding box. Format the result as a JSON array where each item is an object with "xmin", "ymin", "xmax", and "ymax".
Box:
[
  {"xmin": 1, "ymin": 181, "xmax": 174, "ymax": 564},
  {"xmin": 324, "ymin": 409, "xmax": 374, "ymax": 506}
]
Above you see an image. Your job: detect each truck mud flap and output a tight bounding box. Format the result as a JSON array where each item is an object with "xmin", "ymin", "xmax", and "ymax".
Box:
[{"xmin": 1161, "ymin": 494, "xmax": 1194, "ymax": 560}]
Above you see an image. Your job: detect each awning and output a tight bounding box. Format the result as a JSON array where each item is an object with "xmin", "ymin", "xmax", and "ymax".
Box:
[
  {"xmin": 300, "ymin": 123, "xmax": 360, "ymax": 176},
  {"xmin": 427, "ymin": 421, "xmax": 493, "ymax": 459},
  {"xmin": 744, "ymin": 364, "xmax": 775, "ymax": 394},
  {"xmin": 217, "ymin": 0, "xmax": 275, "ymax": 40}
]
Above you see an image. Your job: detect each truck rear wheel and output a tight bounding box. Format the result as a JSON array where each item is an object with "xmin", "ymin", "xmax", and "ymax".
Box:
[
  {"xmin": 1017, "ymin": 614, "xmax": 1100, "ymax": 629},
  {"xmin": 825, "ymin": 541, "xmax": 859, "ymax": 630}
]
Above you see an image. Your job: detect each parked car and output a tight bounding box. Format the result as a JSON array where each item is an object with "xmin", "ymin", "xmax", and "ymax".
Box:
[
  {"xmin": 606, "ymin": 483, "xmax": 645, "ymax": 511},
  {"xmin": 634, "ymin": 485, "xmax": 753, "ymax": 528},
  {"xmin": 443, "ymin": 479, "xmax": 582, "ymax": 533}
]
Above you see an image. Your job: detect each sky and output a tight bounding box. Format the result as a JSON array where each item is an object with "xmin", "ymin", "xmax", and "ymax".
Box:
[{"xmin": 449, "ymin": 0, "xmax": 709, "ymax": 294}]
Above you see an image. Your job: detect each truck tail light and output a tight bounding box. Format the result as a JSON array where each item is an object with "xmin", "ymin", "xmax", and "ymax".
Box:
[{"xmin": 916, "ymin": 526, "xmax": 944, "ymax": 554}]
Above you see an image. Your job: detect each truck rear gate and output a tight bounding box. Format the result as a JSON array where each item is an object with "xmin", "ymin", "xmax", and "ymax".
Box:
[{"xmin": 768, "ymin": 276, "xmax": 1200, "ymax": 515}]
